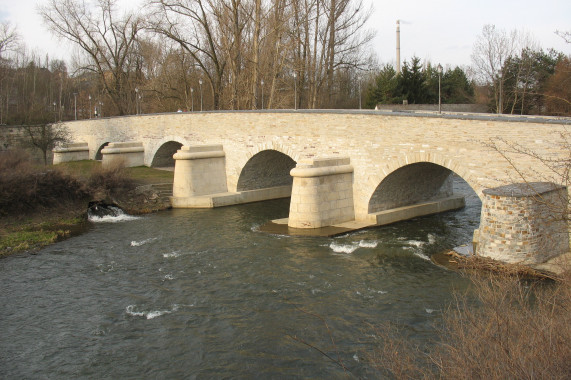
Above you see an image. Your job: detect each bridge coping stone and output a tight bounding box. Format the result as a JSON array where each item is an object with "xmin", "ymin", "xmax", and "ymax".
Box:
[{"xmin": 182, "ymin": 144, "xmax": 223, "ymax": 153}]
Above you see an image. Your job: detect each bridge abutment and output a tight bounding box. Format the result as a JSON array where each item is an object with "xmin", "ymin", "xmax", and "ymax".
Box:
[
  {"xmin": 288, "ymin": 158, "xmax": 355, "ymax": 228},
  {"xmin": 474, "ymin": 182, "xmax": 569, "ymax": 264}
]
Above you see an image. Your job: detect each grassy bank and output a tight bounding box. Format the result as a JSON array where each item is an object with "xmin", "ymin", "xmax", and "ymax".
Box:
[{"xmin": 0, "ymin": 151, "xmax": 173, "ymax": 257}]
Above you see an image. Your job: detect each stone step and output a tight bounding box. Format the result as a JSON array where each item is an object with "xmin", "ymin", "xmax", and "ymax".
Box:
[{"xmin": 151, "ymin": 183, "xmax": 173, "ymax": 199}]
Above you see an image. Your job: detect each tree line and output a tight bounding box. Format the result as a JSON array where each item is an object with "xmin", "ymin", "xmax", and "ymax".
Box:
[
  {"xmin": 366, "ymin": 24, "xmax": 570, "ymax": 116},
  {"xmin": 0, "ymin": 0, "xmax": 377, "ymax": 124},
  {"xmin": 1, "ymin": 2, "xmax": 570, "ymax": 125}
]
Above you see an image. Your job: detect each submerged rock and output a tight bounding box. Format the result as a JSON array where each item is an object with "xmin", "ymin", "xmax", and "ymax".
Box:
[{"xmin": 88, "ymin": 201, "xmax": 124, "ymax": 218}]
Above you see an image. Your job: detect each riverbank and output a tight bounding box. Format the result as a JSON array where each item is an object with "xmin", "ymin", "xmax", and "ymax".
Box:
[
  {"xmin": 0, "ymin": 159, "xmax": 173, "ymax": 258},
  {"xmin": 433, "ymin": 249, "xmax": 570, "ymax": 281}
]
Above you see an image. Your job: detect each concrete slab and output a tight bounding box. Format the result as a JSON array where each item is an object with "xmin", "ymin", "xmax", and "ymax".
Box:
[
  {"xmin": 170, "ymin": 185, "xmax": 291, "ymax": 208},
  {"xmin": 263, "ymin": 196, "xmax": 466, "ymax": 237}
]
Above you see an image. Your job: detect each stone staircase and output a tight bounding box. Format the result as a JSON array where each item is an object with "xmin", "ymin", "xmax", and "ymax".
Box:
[{"xmin": 151, "ymin": 183, "xmax": 173, "ymax": 202}]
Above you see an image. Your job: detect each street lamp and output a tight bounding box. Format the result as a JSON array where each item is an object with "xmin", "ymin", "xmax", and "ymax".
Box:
[
  {"xmin": 358, "ymin": 76, "xmax": 362, "ymax": 110},
  {"xmin": 260, "ymin": 79, "xmax": 264, "ymax": 110},
  {"xmin": 73, "ymin": 93, "xmax": 77, "ymax": 120},
  {"xmin": 198, "ymin": 79, "xmax": 203, "ymax": 111},
  {"xmin": 293, "ymin": 72, "xmax": 297, "ymax": 110},
  {"xmin": 88, "ymin": 95, "xmax": 92, "ymax": 119},
  {"xmin": 135, "ymin": 87, "xmax": 139, "ymax": 114},
  {"xmin": 437, "ymin": 64, "xmax": 443, "ymax": 114},
  {"xmin": 191, "ymin": 88, "xmax": 194, "ymax": 112},
  {"xmin": 99, "ymin": 101, "xmax": 103, "ymax": 118},
  {"xmin": 53, "ymin": 102, "xmax": 57, "ymax": 122}
]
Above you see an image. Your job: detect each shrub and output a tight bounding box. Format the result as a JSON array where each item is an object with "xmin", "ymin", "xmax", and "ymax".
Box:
[
  {"xmin": 0, "ymin": 150, "xmax": 90, "ymax": 215},
  {"xmin": 369, "ymin": 273, "xmax": 571, "ymax": 379},
  {"xmin": 86, "ymin": 160, "xmax": 136, "ymax": 198}
]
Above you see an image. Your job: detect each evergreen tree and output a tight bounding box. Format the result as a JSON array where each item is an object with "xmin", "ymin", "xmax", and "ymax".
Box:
[
  {"xmin": 399, "ymin": 56, "xmax": 428, "ymax": 104},
  {"xmin": 365, "ymin": 64, "xmax": 401, "ymax": 107},
  {"xmin": 442, "ymin": 67, "xmax": 475, "ymax": 104}
]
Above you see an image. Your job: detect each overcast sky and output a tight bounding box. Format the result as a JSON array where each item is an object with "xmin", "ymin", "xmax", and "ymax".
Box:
[{"xmin": 1, "ymin": 0, "xmax": 570, "ymax": 69}]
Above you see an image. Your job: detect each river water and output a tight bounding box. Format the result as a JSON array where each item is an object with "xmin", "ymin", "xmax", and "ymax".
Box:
[{"xmin": 0, "ymin": 178, "xmax": 480, "ymax": 378}]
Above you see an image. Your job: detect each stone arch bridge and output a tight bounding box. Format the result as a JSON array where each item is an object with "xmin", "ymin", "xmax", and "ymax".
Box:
[{"xmin": 59, "ymin": 110, "xmax": 570, "ymax": 264}]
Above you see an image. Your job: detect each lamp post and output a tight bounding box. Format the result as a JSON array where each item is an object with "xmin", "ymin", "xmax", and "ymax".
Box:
[
  {"xmin": 88, "ymin": 95, "xmax": 92, "ymax": 119},
  {"xmin": 99, "ymin": 101, "xmax": 103, "ymax": 118},
  {"xmin": 198, "ymin": 79, "xmax": 203, "ymax": 111},
  {"xmin": 73, "ymin": 93, "xmax": 77, "ymax": 120},
  {"xmin": 437, "ymin": 64, "xmax": 443, "ymax": 114},
  {"xmin": 190, "ymin": 88, "xmax": 194, "ymax": 112},
  {"xmin": 358, "ymin": 76, "xmax": 362, "ymax": 110},
  {"xmin": 293, "ymin": 72, "xmax": 297, "ymax": 110},
  {"xmin": 260, "ymin": 79, "xmax": 264, "ymax": 110},
  {"xmin": 53, "ymin": 101, "xmax": 57, "ymax": 122},
  {"xmin": 135, "ymin": 87, "xmax": 139, "ymax": 114}
]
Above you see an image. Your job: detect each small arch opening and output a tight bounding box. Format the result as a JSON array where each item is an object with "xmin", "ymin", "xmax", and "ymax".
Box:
[{"xmin": 95, "ymin": 142, "xmax": 110, "ymax": 161}]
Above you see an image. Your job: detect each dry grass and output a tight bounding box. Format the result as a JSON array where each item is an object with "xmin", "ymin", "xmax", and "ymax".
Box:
[
  {"xmin": 368, "ymin": 272, "xmax": 571, "ymax": 379},
  {"xmin": 86, "ymin": 159, "xmax": 136, "ymax": 199}
]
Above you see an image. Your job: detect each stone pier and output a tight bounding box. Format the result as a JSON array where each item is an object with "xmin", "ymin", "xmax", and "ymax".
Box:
[
  {"xmin": 52, "ymin": 142, "xmax": 89, "ymax": 164},
  {"xmin": 288, "ymin": 157, "xmax": 355, "ymax": 228},
  {"xmin": 101, "ymin": 142, "xmax": 145, "ymax": 167},
  {"xmin": 172, "ymin": 145, "xmax": 228, "ymax": 199}
]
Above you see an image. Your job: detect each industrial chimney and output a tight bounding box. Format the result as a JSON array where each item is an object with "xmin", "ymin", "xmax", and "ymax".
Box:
[{"xmin": 396, "ymin": 20, "xmax": 401, "ymax": 74}]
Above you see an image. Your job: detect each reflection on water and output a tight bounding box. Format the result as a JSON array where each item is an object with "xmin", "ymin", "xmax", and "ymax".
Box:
[{"xmin": 0, "ymin": 178, "xmax": 480, "ymax": 378}]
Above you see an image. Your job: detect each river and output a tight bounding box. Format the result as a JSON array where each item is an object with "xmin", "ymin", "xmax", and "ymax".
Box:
[{"xmin": 0, "ymin": 178, "xmax": 480, "ymax": 378}]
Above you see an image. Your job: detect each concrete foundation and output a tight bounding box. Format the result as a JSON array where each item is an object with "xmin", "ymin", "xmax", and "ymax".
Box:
[
  {"xmin": 171, "ymin": 185, "xmax": 291, "ymax": 208},
  {"xmin": 268, "ymin": 196, "xmax": 465, "ymax": 237},
  {"xmin": 288, "ymin": 157, "xmax": 355, "ymax": 228},
  {"xmin": 475, "ymin": 182, "xmax": 569, "ymax": 264},
  {"xmin": 101, "ymin": 142, "xmax": 145, "ymax": 167},
  {"xmin": 52, "ymin": 142, "xmax": 89, "ymax": 164},
  {"xmin": 366, "ymin": 195, "xmax": 465, "ymax": 225}
]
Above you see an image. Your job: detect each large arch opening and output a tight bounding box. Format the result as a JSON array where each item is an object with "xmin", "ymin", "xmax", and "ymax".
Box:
[
  {"xmin": 368, "ymin": 162, "xmax": 457, "ymax": 213},
  {"xmin": 95, "ymin": 142, "xmax": 110, "ymax": 160},
  {"xmin": 237, "ymin": 150, "xmax": 296, "ymax": 192},
  {"xmin": 151, "ymin": 141, "xmax": 183, "ymax": 169}
]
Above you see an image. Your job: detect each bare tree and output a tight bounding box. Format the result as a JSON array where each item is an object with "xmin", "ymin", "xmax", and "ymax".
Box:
[
  {"xmin": 556, "ymin": 30, "xmax": 571, "ymax": 44},
  {"xmin": 471, "ymin": 24, "xmax": 519, "ymax": 114},
  {"xmin": 0, "ymin": 21, "xmax": 19, "ymax": 58},
  {"xmin": 24, "ymin": 123, "xmax": 70, "ymax": 165},
  {"xmin": 148, "ymin": 0, "xmax": 229, "ymax": 110},
  {"xmin": 39, "ymin": 0, "xmax": 143, "ymax": 115}
]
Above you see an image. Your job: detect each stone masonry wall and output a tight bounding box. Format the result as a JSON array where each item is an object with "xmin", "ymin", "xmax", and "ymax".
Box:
[
  {"xmin": 59, "ymin": 111, "xmax": 571, "ymax": 220},
  {"xmin": 0, "ymin": 125, "xmax": 54, "ymax": 164},
  {"xmin": 476, "ymin": 183, "xmax": 569, "ymax": 264}
]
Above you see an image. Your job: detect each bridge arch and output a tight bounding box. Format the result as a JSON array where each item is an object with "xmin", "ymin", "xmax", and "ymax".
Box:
[
  {"xmin": 150, "ymin": 140, "xmax": 184, "ymax": 168},
  {"xmin": 95, "ymin": 142, "xmax": 110, "ymax": 160},
  {"xmin": 237, "ymin": 149, "xmax": 297, "ymax": 192},
  {"xmin": 147, "ymin": 136, "xmax": 188, "ymax": 168},
  {"xmin": 363, "ymin": 153, "xmax": 482, "ymax": 214}
]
